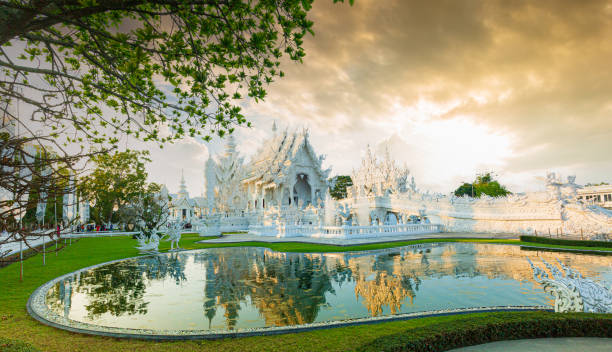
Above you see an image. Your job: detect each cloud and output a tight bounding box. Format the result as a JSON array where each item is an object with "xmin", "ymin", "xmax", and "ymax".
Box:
[
  {"xmin": 235, "ymin": 0, "xmax": 612, "ymax": 192},
  {"xmin": 142, "ymin": 137, "xmax": 209, "ymax": 196}
]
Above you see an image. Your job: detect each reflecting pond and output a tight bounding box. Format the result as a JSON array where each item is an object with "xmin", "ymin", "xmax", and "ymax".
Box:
[{"xmin": 44, "ymin": 243, "xmax": 612, "ymax": 332}]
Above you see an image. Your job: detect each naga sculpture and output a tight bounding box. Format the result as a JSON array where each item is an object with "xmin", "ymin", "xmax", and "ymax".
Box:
[
  {"xmin": 136, "ymin": 232, "xmax": 161, "ymax": 254},
  {"xmin": 527, "ymin": 258, "xmax": 612, "ymax": 313},
  {"xmin": 164, "ymin": 222, "xmax": 183, "ymax": 251},
  {"xmin": 336, "ymin": 203, "xmax": 352, "ymax": 225}
]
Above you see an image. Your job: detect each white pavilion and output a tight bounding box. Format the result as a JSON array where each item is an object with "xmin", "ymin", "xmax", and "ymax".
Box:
[{"xmin": 204, "ymin": 126, "xmax": 331, "ymax": 215}]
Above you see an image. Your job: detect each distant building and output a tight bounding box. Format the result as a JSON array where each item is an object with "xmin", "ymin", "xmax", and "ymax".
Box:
[
  {"xmin": 577, "ymin": 184, "xmax": 612, "ymax": 209},
  {"xmin": 167, "ymin": 171, "xmax": 207, "ymax": 223}
]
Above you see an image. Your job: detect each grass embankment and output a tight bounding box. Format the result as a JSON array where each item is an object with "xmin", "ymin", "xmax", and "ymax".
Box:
[{"xmin": 0, "ymin": 234, "xmax": 611, "ymax": 351}]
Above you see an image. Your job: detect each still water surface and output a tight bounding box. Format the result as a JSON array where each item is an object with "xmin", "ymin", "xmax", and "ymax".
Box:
[{"xmin": 45, "ymin": 243, "xmax": 612, "ymax": 332}]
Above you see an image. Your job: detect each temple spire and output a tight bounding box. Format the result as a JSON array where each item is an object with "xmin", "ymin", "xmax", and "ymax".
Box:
[
  {"xmin": 225, "ymin": 134, "xmax": 237, "ymax": 156},
  {"xmin": 178, "ymin": 169, "xmax": 189, "ymax": 198}
]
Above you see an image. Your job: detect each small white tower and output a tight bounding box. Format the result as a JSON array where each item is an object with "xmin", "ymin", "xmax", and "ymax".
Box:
[
  {"xmin": 204, "ymin": 157, "xmax": 217, "ymax": 213},
  {"xmin": 178, "ymin": 169, "xmax": 189, "ymax": 199}
]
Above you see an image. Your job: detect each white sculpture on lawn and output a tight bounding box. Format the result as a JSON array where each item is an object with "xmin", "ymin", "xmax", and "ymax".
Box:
[
  {"xmin": 164, "ymin": 222, "xmax": 183, "ymax": 251},
  {"xmin": 136, "ymin": 232, "xmax": 161, "ymax": 254},
  {"xmin": 336, "ymin": 203, "xmax": 352, "ymax": 225},
  {"xmin": 527, "ymin": 258, "xmax": 612, "ymax": 313}
]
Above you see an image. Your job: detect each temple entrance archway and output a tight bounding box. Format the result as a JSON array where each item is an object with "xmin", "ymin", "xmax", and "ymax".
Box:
[
  {"xmin": 385, "ymin": 212, "xmax": 398, "ymax": 225},
  {"xmin": 293, "ymin": 173, "xmax": 312, "ymax": 207}
]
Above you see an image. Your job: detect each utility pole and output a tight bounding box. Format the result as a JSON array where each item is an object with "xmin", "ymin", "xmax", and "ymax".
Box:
[
  {"xmin": 19, "ymin": 210, "xmax": 23, "ymax": 281},
  {"xmin": 54, "ymin": 194, "xmax": 57, "ymax": 256}
]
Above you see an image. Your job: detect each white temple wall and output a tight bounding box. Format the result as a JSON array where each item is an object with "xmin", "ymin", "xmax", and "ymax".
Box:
[{"xmin": 342, "ymin": 192, "xmax": 611, "ymax": 238}]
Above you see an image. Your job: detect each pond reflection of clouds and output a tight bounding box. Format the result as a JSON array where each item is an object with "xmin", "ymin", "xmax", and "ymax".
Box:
[{"xmin": 45, "ymin": 243, "xmax": 611, "ymax": 332}]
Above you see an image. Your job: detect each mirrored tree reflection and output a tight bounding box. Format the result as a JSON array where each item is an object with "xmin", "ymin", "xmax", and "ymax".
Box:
[{"xmin": 47, "ymin": 252, "xmax": 187, "ymax": 319}]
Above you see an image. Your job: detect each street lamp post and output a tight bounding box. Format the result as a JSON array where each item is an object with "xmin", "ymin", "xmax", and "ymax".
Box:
[{"xmin": 54, "ymin": 195, "xmax": 57, "ymax": 256}]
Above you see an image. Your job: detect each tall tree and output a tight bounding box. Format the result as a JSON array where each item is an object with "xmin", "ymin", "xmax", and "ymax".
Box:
[
  {"xmin": 1, "ymin": 0, "xmax": 352, "ymax": 147},
  {"xmin": 454, "ymin": 172, "xmax": 511, "ymax": 198},
  {"xmin": 329, "ymin": 175, "xmax": 353, "ymax": 200},
  {"xmin": 0, "ymin": 0, "xmax": 352, "ymax": 263},
  {"xmin": 78, "ymin": 150, "xmax": 149, "ymax": 226},
  {"xmin": 118, "ymin": 182, "xmax": 170, "ymax": 237}
]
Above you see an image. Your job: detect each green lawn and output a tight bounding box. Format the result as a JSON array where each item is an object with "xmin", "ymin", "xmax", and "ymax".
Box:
[{"xmin": 1, "ymin": 234, "xmax": 610, "ymax": 352}]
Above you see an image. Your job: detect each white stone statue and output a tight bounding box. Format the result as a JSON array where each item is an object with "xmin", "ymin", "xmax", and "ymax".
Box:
[
  {"xmin": 527, "ymin": 258, "xmax": 612, "ymax": 313},
  {"xmin": 336, "ymin": 203, "xmax": 351, "ymax": 225},
  {"xmin": 193, "ymin": 219, "xmax": 208, "ymax": 237},
  {"xmin": 302, "ymin": 204, "xmax": 319, "ymax": 225},
  {"xmin": 164, "ymin": 222, "xmax": 183, "ymax": 251},
  {"xmin": 136, "ymin": 232, "xmax": 160, "ymax": 254}
]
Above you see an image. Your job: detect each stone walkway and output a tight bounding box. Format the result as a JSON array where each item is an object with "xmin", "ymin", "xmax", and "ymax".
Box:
[
  {"xmin": 198, "ymin": 232, "xmax": 518, "ymax": 246},
  {"xmin": 448, "ymin": 337, "xmax": 612, "ymax": 351},
  {"xmin": 0, "ymin": 233, "xmax": 48, "ymax": 257},
  {"xmin": 0, "ymin": 231, "xmax": 136, "ymax": 258}
]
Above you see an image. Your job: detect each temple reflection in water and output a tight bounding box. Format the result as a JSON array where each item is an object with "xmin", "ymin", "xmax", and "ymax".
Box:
[{"xmin": 45, "ymin": 243, "xmax": 612, "ymax": 331}]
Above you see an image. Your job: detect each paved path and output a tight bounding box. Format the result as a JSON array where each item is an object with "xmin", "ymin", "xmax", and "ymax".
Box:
[
  {"xmin": 198, "ymin": 232, "xmax": 518, "ymax": 246},
  {"xmin": 0, "ymin": 232, "xmax": 49, "ymax": 257},
  {"xmin": 448, "ymin": 337, "xmax": 612, "ymax": 351},
  {"xmin": 0, "ymin": 231, "xmax": 136, "ymax": 258}
]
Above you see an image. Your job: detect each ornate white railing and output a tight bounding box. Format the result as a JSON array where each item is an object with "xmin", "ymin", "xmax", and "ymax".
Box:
[{"xmin": 248, "ymin": 223, "xmax": 443, "ymax": 239}]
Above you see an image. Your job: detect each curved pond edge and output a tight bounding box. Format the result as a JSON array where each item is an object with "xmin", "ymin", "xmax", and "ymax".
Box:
[{"xmin": 27, "ymin": 246, "xmax": 554, "ymax": 340}]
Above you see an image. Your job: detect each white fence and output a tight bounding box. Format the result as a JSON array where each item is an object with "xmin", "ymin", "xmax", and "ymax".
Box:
[{"xmin": 248, "ymin": 223, "xmax": 443, "ymax": 239}]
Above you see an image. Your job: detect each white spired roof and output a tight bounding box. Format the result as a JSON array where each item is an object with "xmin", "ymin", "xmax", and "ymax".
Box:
[{"xmin": 243, "ymin": 128, "xmax": 331, "ymax": 186}]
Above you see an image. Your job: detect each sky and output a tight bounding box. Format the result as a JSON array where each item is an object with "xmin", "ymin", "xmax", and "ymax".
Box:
[{"xmin": 144, "ymin": 0, "xmax": 612, "ymax": 195}]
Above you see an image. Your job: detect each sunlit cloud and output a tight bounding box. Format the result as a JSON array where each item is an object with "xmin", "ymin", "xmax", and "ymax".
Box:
[{"xmin": 146, "ymin": 0, "xmax": 612, "ymax": 194}]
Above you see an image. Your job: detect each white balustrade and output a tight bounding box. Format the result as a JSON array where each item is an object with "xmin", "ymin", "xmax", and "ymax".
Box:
[{"xmin": 248, "ymin": 223, "xmax": 443, "ymax": 239}]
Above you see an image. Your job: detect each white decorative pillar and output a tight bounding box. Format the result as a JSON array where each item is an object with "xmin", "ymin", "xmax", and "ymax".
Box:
[{"xmin": 310, "ymin": 178, "xmax": 315, "ymax": 206}]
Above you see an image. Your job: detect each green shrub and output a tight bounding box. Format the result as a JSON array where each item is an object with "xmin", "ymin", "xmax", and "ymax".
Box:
[
  {"xmin": 520, "ymin": 235, "xmax": 612, "ymax": 248},
  {"xmin": 0, "ymin": 337, "xmax": 40, "ymax": 352},
  {"xmin": 356, "ymin": 312, "xmax": 612, "ymax": 352}
]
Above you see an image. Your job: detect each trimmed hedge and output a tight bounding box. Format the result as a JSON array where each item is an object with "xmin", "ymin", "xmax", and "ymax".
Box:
[
  {"xmin": 520, "ymin": 235, "xmax": 612, "ymax": 248},
  {"xmin": 0, "ymin": 338, "xmax": 40, "ymax": 352},
  {"xmin": 356, "ymin": 312, "xmax": 612, "ymax": 352}
]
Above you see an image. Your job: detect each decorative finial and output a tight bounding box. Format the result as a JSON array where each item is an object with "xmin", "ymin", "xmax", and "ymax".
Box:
[
  {"xmin": 272, "ymin": 120, "xmax": 277, "ymax": 134},
  {"xmin": 179, "ymin": 169, "xmax": 187, "ymax": 194},
  {"xmin": 225, "ymin": 133, "xmax": 237, "ymax": 156}
]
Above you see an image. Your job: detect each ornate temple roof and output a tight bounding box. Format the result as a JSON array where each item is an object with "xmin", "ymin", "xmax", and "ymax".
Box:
[{"xmin": 243, "ymin": 128, "xmax": 330, "ymax": 186}]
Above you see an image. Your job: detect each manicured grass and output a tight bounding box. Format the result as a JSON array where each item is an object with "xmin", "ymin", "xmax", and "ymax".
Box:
[
  {"xmin": 356, "ymin": 311, "xmax": 612, "ymax": 352},
  {"xmin": 194, "ymin": 236, "xmax": 612, "ymax": 254},
  {"xmin": 1, "ymin": 234, "xmax": 610, "ymax": 352}
]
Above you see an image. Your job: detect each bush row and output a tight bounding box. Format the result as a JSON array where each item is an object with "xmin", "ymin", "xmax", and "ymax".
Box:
[
  {"xmin": 357, "ymin": 312, "xmax": 612, "ymax": 352},
  {"xmin": 520, "ymin": 235, "xmax": 612, "ymax": 248}
]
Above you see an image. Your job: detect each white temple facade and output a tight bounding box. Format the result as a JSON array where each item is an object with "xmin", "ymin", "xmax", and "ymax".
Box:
[
  {"xmin": 577, "ymin": 184, "xmax": 612, "ymax": 210},
  {"xmin": 198, "ymin": 127, "xmax": 331, "ymax": 233},
  {"xmin": 205, "ymin": 128, "xmax": 330, "ymax": 212},
  {"xmin": 186, "ymin": 130, "xmax": 612, "ymax": 240},
  {"xmin": 336, "ymin": 149, "xmax": 612, "ymax": 239}
]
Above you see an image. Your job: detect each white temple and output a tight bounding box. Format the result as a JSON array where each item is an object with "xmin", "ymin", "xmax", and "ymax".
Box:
[
  {"xmin": 166, "ymin": 124, "xmax": 612, "ymax": 240},
  {"xmin": 206, "ymin": 127, "xmax": 330, "ymax": 212}
]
